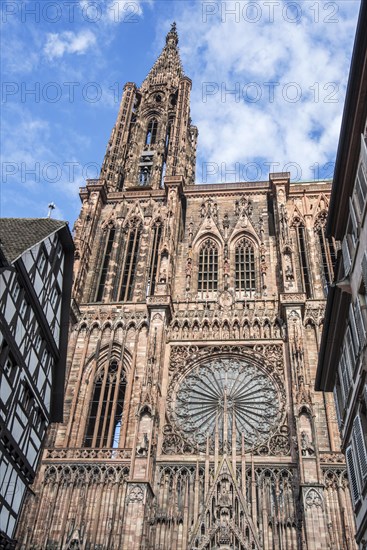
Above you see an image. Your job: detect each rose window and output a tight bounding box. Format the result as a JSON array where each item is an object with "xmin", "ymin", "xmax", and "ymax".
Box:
[{"xmin": 171, "ymin": 356, "xmax": 281, "ymax": 450}]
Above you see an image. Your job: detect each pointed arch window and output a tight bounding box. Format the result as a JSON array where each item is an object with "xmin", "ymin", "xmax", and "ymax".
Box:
[
  {"xmin": 96, "ymin": 226, "xmax": 115, "ymax": 302},
  {"xmin": 235, "ymin": 237, "xmax": 256, "ymax": 296},
  {"xmin": 84, "ymin": 360, "xmax": 126, "ymax": 448},
  {"xmin": 119, "ymin": 220, "xmax": 142, "ymax": 301},
  {"xmin": 145, "ymin": 119, "xmax": 158, "ymax": 146},
  {"xmin": 166, "ymin": 116, "xmax": 175, "ymax": 150},
  {"xmin": 198, "ymin": 239, "xmax": 218, "ymax": 295},
  {"xmin": 295, "ymin": 223, "xmax": 312, "ymax": 298},
  {"xmin": 160, "ymin": 161, "xmax": 166, "ymax": 189},
  {"xmin": 117, "ymin": 172, "xmax": 125, "ymax": 192},
  {"xmin": 148, "ymin": 222, "xmax": 162, "ymax": 296},
  {"xmin": 138, "ymin": 166, "xmax": 151, "ymax": 186}
]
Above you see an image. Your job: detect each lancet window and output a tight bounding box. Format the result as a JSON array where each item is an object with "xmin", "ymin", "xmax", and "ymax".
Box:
[
  {"xmin": 145, "ymin": 118, "xmax": 158, "ymax": 146},
  {"xmin": 235, "ymin": 237, "xmax": 256, "ymax": 296},
  {"xmin": 84, "ymin": 360, "xmax": 126, "ymax": 448},
  {"xmin": 138, "ymin": 166, "xmax": 151, "ymax": 186},
  {"xmin": 148, "ymin": 222, "xmax": 162, "ymax": 295},
  {"xmin": 119, "ymin": 220, "xmax": 142, "ymax": 301},
  {"xmin": 166, "ymin": 116, "xmax": 175, "ymax": 150},
  {"xmin": 95, "ymin": 226, "xmax": 115, "ymax": 302},
  {"xmin": 116, "ymin": 172, "xmax": 124, "ymax": 192},
  {"xmin": 296, "ymin": 224, "xmax": 312, "ymax": 298},
  {"xmin": 198, "ymin": 239, "xmax": 218, "ymax": 295}
]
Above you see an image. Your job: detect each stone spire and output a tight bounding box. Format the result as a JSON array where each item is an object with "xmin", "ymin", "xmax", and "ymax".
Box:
[{"xmin": 141, "ymin": 22, "xmax": 183, "ymax": 91}]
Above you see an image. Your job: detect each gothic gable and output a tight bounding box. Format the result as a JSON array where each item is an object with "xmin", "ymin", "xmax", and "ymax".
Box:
[{"xmin": 189, "ymin": 457, "xmax": 261, "ymax": 550}]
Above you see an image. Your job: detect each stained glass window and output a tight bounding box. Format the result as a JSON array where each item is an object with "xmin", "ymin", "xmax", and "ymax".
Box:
[
  {"xmin": 119, "ymin": 222, "xmax": 141, "ymax": 301},
  {"xmin": 84, "ymin": 361, "xmax": 126, "ymax": 448},
  {"xmin": 171, "ymin": 357, "xmax": 281, "ymax": 451},
  {"xmin": 198, "ymin": 239, "xmax": 218, "ymax": 295},
  {"xmin": 235, "ymin": 238, "xmax": 256, "ymax": 296}
]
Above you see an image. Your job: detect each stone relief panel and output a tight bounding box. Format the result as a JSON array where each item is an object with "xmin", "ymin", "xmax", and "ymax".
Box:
[
  {"xmin": 127, "ymin": 484, "xmax": 145, "ymax": 503},
  {"xmin": 304, "ymin": 488, "xmax": 323, "ymax": 510},
  {"xmin": 169, "ymin": 302, "xmax": 284, "ymax": 342},
  {"xmin": 148, "ymin": 466, "xmax": 299, "ymax": 550}
]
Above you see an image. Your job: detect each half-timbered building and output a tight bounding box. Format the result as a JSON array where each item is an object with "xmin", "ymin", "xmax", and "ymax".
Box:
[{"xmin": 0, "ymin": 219, "xmax": 73, "ymax": 547}]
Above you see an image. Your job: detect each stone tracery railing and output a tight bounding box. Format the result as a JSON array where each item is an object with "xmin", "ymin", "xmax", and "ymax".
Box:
[{"xmin": 44, "ymin": 447, "xmax": 132, "ymax": 461}]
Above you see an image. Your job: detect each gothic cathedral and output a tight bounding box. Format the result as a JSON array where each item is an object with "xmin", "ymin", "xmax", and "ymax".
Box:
[{"xmin": 18, "ymin": 24, "xmax": 356, "ymax": 550}]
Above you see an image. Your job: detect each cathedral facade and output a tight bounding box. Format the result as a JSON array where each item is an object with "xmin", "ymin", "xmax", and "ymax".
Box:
[{"xmin": 17, "ymin": 25, "xmax": 356, "ymax": 550}]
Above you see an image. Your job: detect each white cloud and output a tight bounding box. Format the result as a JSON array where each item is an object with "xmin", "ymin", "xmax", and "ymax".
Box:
[
  {"xmin": 44, "ymin": 30, "xmax": 96, "ymax": 60},
  {"xmin": 168, "ymin": 0, "xmax": 361, "ymax": 183}
]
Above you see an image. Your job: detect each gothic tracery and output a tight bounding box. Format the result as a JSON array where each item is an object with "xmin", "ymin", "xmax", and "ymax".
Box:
[{"xmin": 16, "ymin": 26, "xmax": 356, "ymax": 550}]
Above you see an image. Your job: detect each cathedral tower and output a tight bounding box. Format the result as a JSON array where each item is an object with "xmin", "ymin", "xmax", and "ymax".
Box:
[{"xmin": 17, "ymin": 25, "xmax": 356, "ymax": 550}]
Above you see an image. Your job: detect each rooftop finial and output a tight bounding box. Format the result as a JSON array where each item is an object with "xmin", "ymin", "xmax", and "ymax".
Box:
[{"xmin": 47, "ymin": 202, "xmax": 56, "ymax": 218}]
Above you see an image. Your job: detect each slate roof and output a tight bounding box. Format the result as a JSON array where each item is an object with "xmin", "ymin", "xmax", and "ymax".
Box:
[{"xmin": 0, "ymin": 218, "xmax": 68, "ymax": 263}]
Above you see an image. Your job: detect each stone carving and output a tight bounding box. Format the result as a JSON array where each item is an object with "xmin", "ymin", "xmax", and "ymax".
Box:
[
  {"xmin": 223, "ymin": 257, "xmax": 230, "ymax": 289},
  {"xmin": 284, "ymin": 248, "xmax": 294, "ymax": 282},
  {"xmin": 320, "ymin": 452, "xmax": 345, "ymax": 464},
  {"xmin": 188, "ymin": 459, "xmax": 261, "ymax": 549},
  {"xmin": 169, "ymin": 343, "xmax": 284, "ymax": 372},
  {"xmin": 235, "ymin": 195, "xmax": 253, "ymax": 219},
  {"xmin": 45, "ymin": 448, "xmax": 132, "ymax": 460},
  {"xmin": 136, "ymin": 433, "xmax": 149, "ymax": 457},
  {"xmin": 74, "ymin": 307, "xmax": 149, "ymax": 332},
  {"xmin": 185, "ymin": 256, "xmax": 193, "ymax": 290},
  {"xmin": 44, "ymin": 464, "xmax": 129, "ymax": 485},
  {"xmin": 314, "ymin": 209, "xmax": 328, "ymax": 229},
  {"xmin": 301, "ymin": 430, "xmax": 315, "ymax": 456},
  {"xmin": 153, "ymin": 465, "xmax": 297, "ymax": 550},
  {"xmin": 169, "ymin": 313, "xmax": 285, "ymax": 342},
  {"xmin": 304, "ymin": 302, "xmax": 325, "ymax": 327},
  {"xmin": 188, "ymin": 218, "xmax": 194, "ymax": 244},
  {"xmin": 45, "ymin": 447, "xmax": 131, "ymax": 462},
  {"xmin": 222, "ymin": 213, "xmax": 230, "ymax": 232},
  {"xmin": 269, "ymin": 433, "xmax": 291, "ymax": 455},
  {"xmin": 218, "ymin": 290, "xmax": 234, "ymax": 310},
  {"xmin": 279, "ymin": 203, "xmax": 291, "ymax": 245},
  {"xmin": 280, "ymin": 293, "xmax": 306, "ymax": 303},
  {"xmin": 200, "ymin": 197, "xmax": 218, "ymax": 220},
  {"xmin": 305, "ymin": 488, "xmax": 323, "ymax": 509},
  {"xmin": 128, "ymin": 484, "xmax": 144, "ymax": 503},
  {"xmin": 65, "ymin": 524, "xmax": 84, "ymax": 550},
  {"xmin": 161, "ymin": 424, "xmax": 195, "ymax": 455}
]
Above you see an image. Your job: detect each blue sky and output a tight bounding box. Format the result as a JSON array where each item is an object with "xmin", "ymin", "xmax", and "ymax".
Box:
[{"xmin": 0, "ymin": 0, "xmax": 362, "ymax": 226}]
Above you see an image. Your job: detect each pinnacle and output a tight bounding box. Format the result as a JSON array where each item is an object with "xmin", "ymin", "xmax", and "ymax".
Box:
[
  {"xmin": 141, "ymin": 23, "xmax": 183, "ymax": 91},
  {"xmin": 166, "ymin": 21, "xmax": 178, "ymax": 46}
]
